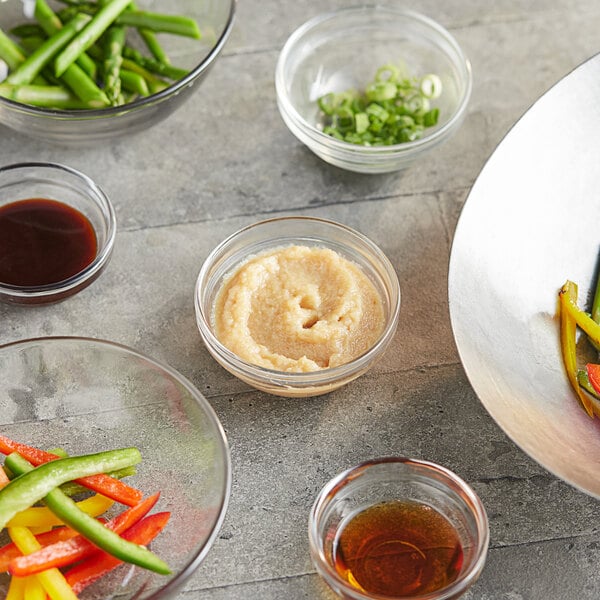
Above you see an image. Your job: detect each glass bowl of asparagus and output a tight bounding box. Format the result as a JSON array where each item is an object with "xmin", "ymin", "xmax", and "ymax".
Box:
[{"xmin": 0, "ymin": 0, "xmax": 235, "ymax": 143}]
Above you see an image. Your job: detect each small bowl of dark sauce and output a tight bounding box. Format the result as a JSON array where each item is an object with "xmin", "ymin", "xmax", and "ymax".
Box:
[
  {"xmin": 0, "ymin": 162, "xmax": 116, "ymax": 305},
  {"xmin": 309, "ymin": 457, "xmax": 489, "ymax": 600}
]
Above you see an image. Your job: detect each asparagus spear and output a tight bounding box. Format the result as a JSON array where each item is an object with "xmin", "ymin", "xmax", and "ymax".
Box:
[
  {"xmin": 103, "ymin": 25, "xmax": 125, "ymax": 104},
  {"xmin": 127, "ymin": 1, "xmax": 170, "ymax": 64},
  {"xmin": 17, "ymin": 35, "xmax": 47, "ymax": 53},
  {"xmin": 120, "ymin": 57, "xmax": 168, "ymax": 94},
  {"xmin": 7, "ymin": 13, "xmax": 91, "ymax": 85},
  {"xmin": 0, "ymin": 27, "xmax": 27, "ymax": 71},
  {"xmin": 57, "ymin": 0, "xmax": 96, "ymax": 5},
  {"xmin": 54, "ymin": 0, "xmax": 131, "ymax": 77},
  {"xmin": 0, "ymin": 82, "xmax": 91, "ymax": 108},
  {"xmin": 116, "ymin": 11, "xmax": 201, "ymax": 39},
  {"xmin": 16, "ymin": 36, "xmax": 62, "ymax": 84},
  {"xmin": 139, "ymin": 28, "xmax": 169, "ymax": 64},
  {"xmin": 122, "ymin": 46, "xmax": 187, "ymax": 81},
  {"xmin": 60, "ymin": 61, "xmax": 109, "ymax": 106},
  {"xmin": 119, "ymin": 68, "xmax": 149, "ymax": 96},
  {"xmin": 9, "ymin": 24, "xmax": 46, "ymax": 39},
  {"xmin": 35, "ymin": 0, "xmax": 97, "ymax": 80},
  {"xmin": 56, "ymin": 4, "xmax": 199, "ymax": 41}
]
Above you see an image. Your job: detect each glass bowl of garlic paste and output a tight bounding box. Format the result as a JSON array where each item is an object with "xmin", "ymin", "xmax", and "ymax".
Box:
[{"xmin": 194, "ymin": 216, "xmax": 401, "ymax": 397}]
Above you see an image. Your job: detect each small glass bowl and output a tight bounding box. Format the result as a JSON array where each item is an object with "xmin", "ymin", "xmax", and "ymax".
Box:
[
  {"xmin": 309, "ymin": 457, "xmax": 489, "ymax": 600},
  {"xmin": 275, "ymin": 6, "xmax": 472, "ymax": 174},
  {"xmin": 0, "ymin": 162, "xmax": 116, "ymax": 305},
  {"xmin": 194, "ymin": 216, "xmax": 401, "ymax": 397}
]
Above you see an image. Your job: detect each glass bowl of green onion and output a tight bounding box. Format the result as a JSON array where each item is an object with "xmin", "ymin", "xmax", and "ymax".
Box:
[
  {"xmin": 0, "ymin": 0, "xmax": 235, "ymax": 144},
  {"xmin": 275, "ymin": 5, "xmax": 472, "ymax": 174}
]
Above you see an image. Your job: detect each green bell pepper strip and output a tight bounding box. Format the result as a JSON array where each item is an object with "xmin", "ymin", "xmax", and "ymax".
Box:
[
  {"xmin": 0, "ymin": 448, "xmax": 141, "ymax": 529},
  {"xmin": 4, "ymin": 452, "xmax": 171, "ymax": 576}
]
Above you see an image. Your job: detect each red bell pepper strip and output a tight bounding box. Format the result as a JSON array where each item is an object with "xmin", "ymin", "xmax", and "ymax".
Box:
[
  {"xmin": 0, "ymin": 434, "xmax": 142, "ymax": 506},
  {"xmin": 65, "ymin": 511, "xmax": 171, "ymax": 594},
  {"xmin": 0, "ymin": 465, "xmax": 9, "ymax": 489},
  {"xmin": 586, "ymin": 364, "xmax": 600, "ymax": 396},
  {"xmin": 9, "ymin": 492, "xmax": 160, "ymax": 576},
  {"xmin": 0, "ymin": 526, "xmax": 80, "ymax": 572}
]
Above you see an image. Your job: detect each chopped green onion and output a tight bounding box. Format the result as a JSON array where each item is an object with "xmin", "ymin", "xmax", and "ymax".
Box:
[
  {"xmin": 317, "ymin": 62, "xmax": 442, "ymax": 146},
  {"xmin": 375, "ymin": 63, "xmax": 399, "ymax": 82},
  {"xmin": 423, "ymin": 108, "xmax": 440, "ymax": 127},
  {"xmin": 365, "ymin": 103, "xmax": 389, "ymax": 122},
  {"xmin": 366, "ymin": 80, "xmax": 396, "ymax": 102},
  {"xmin": 355, "ymin": 112, "xmax": 369, "ymax": 134},
  {"xmin": 421, "ymin": 73, "xmax": 442, "ymax": 99}
]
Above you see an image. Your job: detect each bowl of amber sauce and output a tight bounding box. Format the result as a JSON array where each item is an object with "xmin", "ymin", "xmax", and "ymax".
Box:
[
  {"xmin": 0, "ymin": 162, "xmax": 116, "ymax": 305},
  {"xmin": 194, "ymin": 216, "xmax": 401, "ymax": 397},
  {"xmin": 309, "ymin": 457, "xmax": 489, "ymax": 600}
]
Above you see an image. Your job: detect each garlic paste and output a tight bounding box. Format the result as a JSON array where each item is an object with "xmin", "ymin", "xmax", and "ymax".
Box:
[{"xmin": 213, "ymin": 245, "xmax": 385, "ymax": 372}]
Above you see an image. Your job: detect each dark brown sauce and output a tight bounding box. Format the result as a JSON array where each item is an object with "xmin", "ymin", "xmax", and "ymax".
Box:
[
  {"xmin": 0, "ymin": 198, "xmax": 97, "ymax": 287},
  {"xmin": 333, "ymin": 500, "xmax": 464, "ymax": 597}
]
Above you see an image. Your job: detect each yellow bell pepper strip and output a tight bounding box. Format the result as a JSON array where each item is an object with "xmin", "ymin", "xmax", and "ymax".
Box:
[
  {"xmin": 23, "ymin": 577, "xmax": 45, "ymax": 600},
  {"xmin": 0, "ymin": 435, "xmax": 143, "ymax": 506},
  {"xmin": 5, "ymin": 453, "xmax": 171, "ymax": 576},
  {"xmin": 0, "ymin": 448, "xmax": 141, "ymax": 529},
  {"xmin": 8, "ymin": 526, "xmax": 79, "ymax": 600},
  {"xmin": 0, "ymin": 526, "xmax": 80, "ymax": 572},
  {"xmin": 5, "ymin": 572, "xmax": 26, "ymax": 600},
  {"xmin": 560, "ymin": 280, "xmax": 600, "ymax": 345},
  {"xmin": 6, "ymin": 493, "xmax": 113, "ymax": 528},
  {"xmin": 587, "ymin": 268, "xmax": 600, "ymax": 352},
  {"xmin": 558, "ymin": 281, "xmax": 594, "ymax": 416}
]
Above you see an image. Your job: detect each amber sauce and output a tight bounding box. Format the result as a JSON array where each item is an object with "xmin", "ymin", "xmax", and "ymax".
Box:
[
  {"xmin": 333, "ymin": 500, "xmax": 464, "ymax": 597},
  {"xmin": 0, "ymin": 198, "xmax": 97, "ymax": 287}
]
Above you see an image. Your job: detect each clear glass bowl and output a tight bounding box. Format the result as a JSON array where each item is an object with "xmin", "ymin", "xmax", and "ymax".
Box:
[
  {"xmin": 194, "ymin": 216, "xmax": 401, "ymax": 397},
  {"xmin": 0, "ymin": 336, "xmax": 231, "ymax": 599},
  {"xmin": 0, "ymin": 162, "xmax": 116, "ymax": 305},
  {"xmin": 275, "ymin": 6, "xmax": 472, "ymax": 174},
  {"xmin": 0, "ymin": 0, "xmax": 235, "ymax": 143},
  {"xmin": 309, "ymin": 457, "xmax": 489, "ymax": 600}
]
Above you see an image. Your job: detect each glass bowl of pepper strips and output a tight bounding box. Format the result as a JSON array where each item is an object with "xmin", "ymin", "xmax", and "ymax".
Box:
[
  {"xmin": 0, "ymin": 0, "xmax": 235, "ymax": 143},
  {"xmin": 0, "ymin": 336, "xmax": 231, "ymax": 599},
  {"xmin": 275, "ymin": 5, "xmax": 472, "ymax": 174}
]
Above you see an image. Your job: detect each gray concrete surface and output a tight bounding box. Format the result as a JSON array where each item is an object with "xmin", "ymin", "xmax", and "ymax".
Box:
[{"xmin": 2, "ymin": 1, "xmax": 600, "ymax": 598}]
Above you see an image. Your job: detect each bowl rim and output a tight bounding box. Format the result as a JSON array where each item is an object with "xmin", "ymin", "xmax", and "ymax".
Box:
[
  {"xmin": 194, "ymin": 215, "xmax": 401, "ymax": 390},
  {"xmin": 0, "ymin": 0, "xmax": 236, "ymax": 118},
  {"xmin": 0, "ymin": 334, "xmax": 233, "ymax": 599},
  {"xmin": 0, "ymin": 161, "xmax": 117, "ymax": 299},
  {"xmin": 308, "ymin": 456, "xmax": 490, "ymax": 600},
  {"xmin": 275, "ymin": 4, "xmax": 473, "ymax": 156}
]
